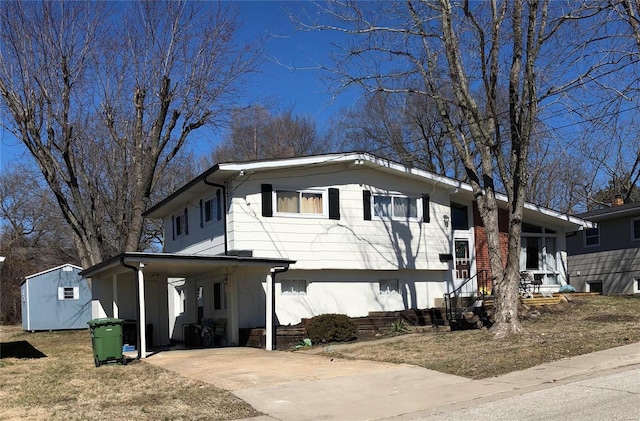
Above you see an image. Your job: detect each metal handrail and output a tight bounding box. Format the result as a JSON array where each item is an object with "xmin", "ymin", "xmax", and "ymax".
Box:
[{"xmin": 444, "ymin": 270, "xmax": 489, "ymax": 322}]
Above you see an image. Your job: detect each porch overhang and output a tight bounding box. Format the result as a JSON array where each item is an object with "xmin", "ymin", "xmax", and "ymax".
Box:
[{"xmin": 81, "ymin": 252, "xmax": 295, "ymax": 359}]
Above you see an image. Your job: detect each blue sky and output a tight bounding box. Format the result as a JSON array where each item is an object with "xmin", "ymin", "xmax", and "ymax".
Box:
[
  {"xmin": 0, "ymin": 1, "xmax": 360, "ymax": 171},
  {"xmin": 235, "ymin": 1, "xmax": 358, "ymax": 123}
]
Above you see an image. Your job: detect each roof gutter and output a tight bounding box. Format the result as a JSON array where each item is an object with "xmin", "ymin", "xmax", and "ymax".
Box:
[{"xmin": 203, "ymin": 176, "xmax": 229, "ymax": 255}]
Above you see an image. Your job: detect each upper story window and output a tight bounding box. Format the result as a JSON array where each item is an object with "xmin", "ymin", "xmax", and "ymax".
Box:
[
  {"xmin": 262, "ymin": 184, "xmax": 340, "ymax": 220},
  {"xmin": 275, "ymin": 189, "xmax": 325, "ymax": 216},
  {"xmin": 175, "ymin": 213, "xmax": 185, "ymax": 236},
  {"xmin": 632, "ymin": 218, "xmax": 640, "ymax": 241},
  {"xmin": 584, "ymin": 226, "xmax": 599, "ymax": 247},
  {"xmin": 373, "ymin": 195, "xmax": 417, "ymax": 219},
  {"xmin": 202, "ymin": 189, "xmax": 222, "ymax": 225},
  {"xmin": 173, "ymin": 208, "xmax": 189, "ymax": 239},
  {"xmin": 450, "ymin": 202, "xmax": 469, "ymax": 230}
]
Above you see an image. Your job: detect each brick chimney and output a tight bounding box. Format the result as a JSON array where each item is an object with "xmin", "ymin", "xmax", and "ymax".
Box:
[{"xmin": 612, "ymin": 195, "xmax": 624, "ymax": 206}]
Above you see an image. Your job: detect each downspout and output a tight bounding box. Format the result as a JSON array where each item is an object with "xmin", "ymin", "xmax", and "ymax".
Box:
[
  {"xmin": 120, "ymin": 256, "xmax": 142, "ymax": 360},
  {"xmin": 266, "ymin": 265, "xmax": 290, "ymax": 351},
  {"xmin": 203, "ymin": 177, "xmax": 228, "ymax": 255}
]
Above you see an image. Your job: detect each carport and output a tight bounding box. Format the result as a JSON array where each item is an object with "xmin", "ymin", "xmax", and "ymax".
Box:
[{"xmin": 80, "ymin": 252, "xmax": 295, "ymax": 360}]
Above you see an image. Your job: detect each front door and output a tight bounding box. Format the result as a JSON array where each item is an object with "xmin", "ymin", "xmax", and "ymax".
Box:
[{"xmin": 455, "ymin": 239, "xmax": 470, "ymax": 280}]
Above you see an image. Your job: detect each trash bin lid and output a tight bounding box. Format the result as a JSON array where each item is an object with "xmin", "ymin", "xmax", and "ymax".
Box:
[{"xmin": 88, "ymin": 317, "xmax": 124, "ymax": 327}]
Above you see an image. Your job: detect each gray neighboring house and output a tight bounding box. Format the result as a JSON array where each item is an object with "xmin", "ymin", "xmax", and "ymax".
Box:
[
  {"xmin": 567, "ymin": 201, "xmax": 640, "ymax": 294},
  {"xmin": 21, "ymin": 263, "xmax": 92, "ymax": 331}
]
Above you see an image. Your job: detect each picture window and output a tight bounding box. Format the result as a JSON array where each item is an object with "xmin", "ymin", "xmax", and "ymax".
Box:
[
  {"xmin": 373, "ymin": 195, "xmax": 417, "ymax": 219},
  {"xmin": 275, "ymin": 190, "xmax": 324, "ymax": 215}
]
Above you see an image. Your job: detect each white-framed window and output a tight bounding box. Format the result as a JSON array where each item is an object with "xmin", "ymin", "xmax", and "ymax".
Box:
[
  {"xmin": 275, "ymin": 189, "xmax": 325, "ymax": 216},
  {"xmin": 634, "ymin": 278, "xmax": 640, "ymax": 294},
  {"xmin": 373, "ymin": 194, "xmax": 417, "ymax": 220},
  {"xmin": 379, "ymin": 279, "xmax": 400, "ymax": 295},
  {"xmin": 281, "ymin": 279, "xmax": 308, "ymax": 296},
  {"xmin": 58, "ymin": 286, "xmax": 79, "ymax": 300},
  {"xmin": 632, "ymin": 218, "xmax": 640, "ymax": 241},
  {"xmin": 584, "ymin": 226, "xmax": 599, "ymax": 247},
  {"xmin": 203, "ymin": 194, "xmax": 220, "ymax": 224},
  {"xmin": 174, "ymin": 210, "xmax": 187, "ymax": 237}
]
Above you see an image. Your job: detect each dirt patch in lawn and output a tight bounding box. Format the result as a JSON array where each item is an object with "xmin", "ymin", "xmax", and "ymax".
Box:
[
  {"xmin": 0, "ymin": 327, "xmax": 259, "ymax": 420},
  {"xmin": 319, "ymin": 295, "xmax": 640, "ymax": 379}
]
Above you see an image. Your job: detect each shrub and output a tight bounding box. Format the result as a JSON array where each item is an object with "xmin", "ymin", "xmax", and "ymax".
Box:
[
  {"xmin": 305, "ymin": 314, "xmax": 357, "ymax": 343},
  {"xmin": 390, "ymin": 319, "xmax": 409, "ymax": 333}
]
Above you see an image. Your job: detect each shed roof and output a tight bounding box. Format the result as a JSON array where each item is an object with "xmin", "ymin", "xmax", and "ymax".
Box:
[{"xmin": 23, "ymin": 263, "xmax": 83, "ymax": 281}]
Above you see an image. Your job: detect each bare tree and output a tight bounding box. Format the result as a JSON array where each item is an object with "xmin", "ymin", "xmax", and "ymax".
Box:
[
  {"xmin": 0, "ymin": 164, "xmax": 80, "ymax": 323},
  {"xmin": 212, "ymin": 105, "xmax": 326, "ymax": 163},
  {"xmin": 300, "ymin": 1, "xmax": 609, "ymax": 337},
  {"xmin": 0, "ymin": 1, "xmax": 259, "ymax": 267},
  {"xmin": 333, "ymin": 90, "xmax": 467, "ymax": 178}
]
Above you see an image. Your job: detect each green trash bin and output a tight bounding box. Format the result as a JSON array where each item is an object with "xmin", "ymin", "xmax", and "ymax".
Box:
[{"xmin": 88, "ymin": 318, "xmax": 126, "ymax": 367}]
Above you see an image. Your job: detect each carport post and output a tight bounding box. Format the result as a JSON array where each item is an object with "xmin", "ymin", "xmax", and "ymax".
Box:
[
  {"xmin": 137, "ymin": 263, "xmax": 147, "ymax": 358},
  {"xmin": 265, "ymin": 273, "xmax": 274, "ymax": 351},
  {"xmin": 266, "ymin": 266, "xmax": 289, "ymax": 351},
  {"xmin": 112, "ymin": 274, "xmax": 119, "ymax": 319}
]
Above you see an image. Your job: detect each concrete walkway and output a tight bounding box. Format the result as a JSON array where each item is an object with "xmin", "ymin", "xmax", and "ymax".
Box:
[{"xmin": 146, "ymin": 341, "xmax": 640, "ymax": 421}]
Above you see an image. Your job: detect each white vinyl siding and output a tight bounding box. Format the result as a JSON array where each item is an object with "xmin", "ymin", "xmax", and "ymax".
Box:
[{"xmin": 227, "ymin": 167, "xmax": 452, "ymax": 271}]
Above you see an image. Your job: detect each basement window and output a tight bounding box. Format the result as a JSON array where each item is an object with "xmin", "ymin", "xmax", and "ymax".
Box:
[
  {"xmin": 587, "ymin": 281, "xmax": 603, "ymax": 294},
  {"xmin": 379, "ymin": 279, "xmax": 399, "ymax": 295},
  {"xmin": 281, "ymin": 279, "xmax": 308, "ymax": 296}
]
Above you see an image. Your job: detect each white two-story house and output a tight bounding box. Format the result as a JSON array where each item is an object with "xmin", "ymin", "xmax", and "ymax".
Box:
[{"xmin": 81, "ymin": 152, "xmax": 590, "ymax": 357}]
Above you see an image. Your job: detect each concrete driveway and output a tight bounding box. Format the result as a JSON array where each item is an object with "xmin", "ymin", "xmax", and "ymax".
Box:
[
  {"xmin": 145, "ymin": 346, "xmax": 448, "ymax": 391},
  {"xmin": 145, "ymin": 342, "xmax": 640, "ymax": 421}
]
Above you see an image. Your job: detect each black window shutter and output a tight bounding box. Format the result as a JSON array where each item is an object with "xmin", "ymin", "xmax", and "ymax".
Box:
[
  {"xmin": 199, "ymin": 199, "xmax": 203, "ymax": 228},
  {"xmin": 262, "ymin": 184, "xmax": 273, "ymax": 217},
  {"xmin": 328, "ymin": 188, "xmax": 340, "ymax": 220},
  {"xmin": 422, "ymin": 194, "xmax": 430, "ymax": 223},
  {"xmin": 216, "ymin": 189, "xmax": 222, "ymax": 221},
  {"xmin": 363, "ymin": 190, "xmax": 372, "ymax": 220},
  {"xmin": 171, "ymin": 215, "xmax": 175, "ymax": 240},
  {"xmin": 184, "ymin": 208, "xmax": 189, "ymax": 235}
]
